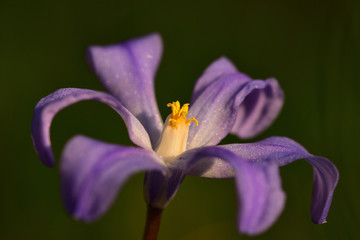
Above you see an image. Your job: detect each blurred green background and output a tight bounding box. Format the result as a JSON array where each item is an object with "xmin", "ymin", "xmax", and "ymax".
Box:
[{"xmin": 1, "ymin": 0, "xmax": 359, "ymax": 239}]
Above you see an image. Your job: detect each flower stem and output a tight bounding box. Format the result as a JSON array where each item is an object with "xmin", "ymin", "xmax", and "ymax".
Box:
[{"xmin": 143, "ymin": 205, "xmax": 163, "ymax": 240}]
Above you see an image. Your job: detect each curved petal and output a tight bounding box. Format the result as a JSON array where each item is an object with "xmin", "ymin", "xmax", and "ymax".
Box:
[
  {"xmin": 86, "ymin": 33, "xmax": 163, "ymax": 146},
  {"xmin": 172, "ymin": 146, "xmax": 285, "ymax": 235},
  {"xmin": 191, "ymin": 57, "xmax": 241, "ymax": 101},
  {"xmin": 144, "ymin": 168, "xmax": 185, "ymax": 209},
  {"xmin": 231, "ymin": 78, "xmax": 284, "ymax": 139},
  {"xmin": 60, "ymin": 135, "xmax": 166, "ymax": 222},
  {"xmin": 187, "ymin": 74, "xmax": 276, "ymax": 149},
  {"xmin": 31, "ymin": 88, "xmax": 152, "ymax": 167},
  {"xmin": 190, "ymin": 57, "xmax": 283, "ymax": 141},
  {"xmin": 220, "ymin": 137, "xmax": 338, "ymax": 224}
]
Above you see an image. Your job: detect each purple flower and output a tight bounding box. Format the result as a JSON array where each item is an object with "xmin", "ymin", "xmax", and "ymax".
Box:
[{"xmin": 31, "ymin": 33, "xmax": 338, "ymax": 236}]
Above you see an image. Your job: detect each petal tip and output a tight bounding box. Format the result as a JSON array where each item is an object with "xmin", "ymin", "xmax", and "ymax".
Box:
[
  {"xmin": 312, "ymin": 216, "xmax": 328, "ymax": 225},
  {"xmin": 144, "ymin": 32, "xmax": 162, "ymax": 42}
]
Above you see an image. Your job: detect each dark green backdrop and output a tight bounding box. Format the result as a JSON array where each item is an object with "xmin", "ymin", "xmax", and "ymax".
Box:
[{"xmin": 1, "ymin": 0, "xmax": 359, "ymax": 239}]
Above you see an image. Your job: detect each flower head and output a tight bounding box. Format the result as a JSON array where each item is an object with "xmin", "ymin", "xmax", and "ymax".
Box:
[{"xmin": 31, "ymin": 33, "xmax": 339, "ymax": 236}]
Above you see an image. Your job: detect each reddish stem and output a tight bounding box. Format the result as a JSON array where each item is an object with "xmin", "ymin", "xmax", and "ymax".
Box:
[{"xmin": 143, "ymin": 205, "xmax": 163, "ymax": 240}]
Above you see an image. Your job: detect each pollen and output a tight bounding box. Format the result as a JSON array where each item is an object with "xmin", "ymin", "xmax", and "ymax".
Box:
[{"xmin": 167, "ymin": 101, "xmax": 198, "ymax": 129}]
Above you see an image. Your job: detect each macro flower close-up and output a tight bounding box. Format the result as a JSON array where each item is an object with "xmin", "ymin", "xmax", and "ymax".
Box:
[{"xmin": 31, "ymin": 33, "xmax": 339, "ymax": 239}]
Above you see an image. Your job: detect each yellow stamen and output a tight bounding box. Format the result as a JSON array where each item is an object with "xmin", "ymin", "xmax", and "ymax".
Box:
[
  {"xmin": 167, "ymin": 101, "xmax": 198, "ymax": 129},
  {"xmin": 186, "ymin": 118, "xmax": 198, "ymax": 126}
]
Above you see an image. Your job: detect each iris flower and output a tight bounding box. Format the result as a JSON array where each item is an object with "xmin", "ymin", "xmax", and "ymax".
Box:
[{"xmin": 31, "ymin": 33, "xmax": 338, "ymax": 238}]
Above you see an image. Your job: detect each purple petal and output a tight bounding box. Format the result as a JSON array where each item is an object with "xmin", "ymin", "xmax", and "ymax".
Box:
[
  {"xmin": 187, "ymin": 73, "xmax": 248, "ymax": 149},
  {"xmin": 185, "ymin": 157, "xmax": 234, "ymax": 178},
  {"xmin": 173, "ymin": 146, "xmax": 285, "ymax": 235},
  {"xmin": 144, "ymin": 168, "xmax": 185, "ymax": 209},
  {"xmin": 190, "ymin": 57, "xmax": 283, "ymax": 141},
  {"xmin": 231, "ymin": 78, "xmax": 284, "ymax": 139},
  {"xmin": 222, "ymin": 136, "xmax": 339, "ymax": 224},
  {"xmin": 188, "ymin": 74, "xmax": 277, "ymax": 149},
  {"xmin": 31, "ymin": 88, "xmax": 152, "ymax": 167},
  {"xmin": 86, "ymin": 33, "xmax": 163, "ymax": 146},
  {"xmin": 191, "ymin": 57, "xmax": 241, "ymax": 101},
  {"xmin": 61, "ymin": 135, "xmax": 165, "ymax": 222}
]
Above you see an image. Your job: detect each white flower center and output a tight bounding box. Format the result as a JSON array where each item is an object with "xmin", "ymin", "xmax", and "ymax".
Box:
[{"xmin": 155, "ymin": 101, "xmax": 198, "ymax": 164}]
